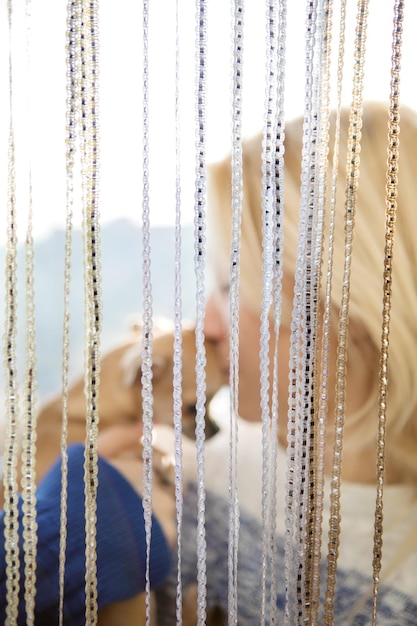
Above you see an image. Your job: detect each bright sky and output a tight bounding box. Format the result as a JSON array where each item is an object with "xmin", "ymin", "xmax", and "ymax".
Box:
[{"xmin": 0, "ymin": 1, "xmax": 416, "ymax": 243}]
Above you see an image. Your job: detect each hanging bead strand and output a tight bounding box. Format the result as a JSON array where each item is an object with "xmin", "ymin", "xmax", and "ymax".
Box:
[
  {"xmin": 306, "ymin": 0, "xmax": 334, "ymax": 619},
  {"xmin": 259, "ymin": 1, "xmax": 287, "ymax": 623},
  {"xmin": 284, "ymin": 1, "xmax": 323, "ymax": 622},
  {"xmin": 371, "ymin": 2, "xmax": 404, "ymax": 624},
  {"xmin": 3, "ymin": 1, "xmax": 21, "ymax": 621},
  {"xmin": 79, "ymin": 1, "xmax": 102, "ymax": 622},
  {"xmin": 260, "ymin": 8, "xmax": 278, "ymax": 620},
  {"xmin": 21, "ymin": 2, "xmax": 38, "ymax": 622},
  {"xmin": 267, "ymin": 1, "xmax": 287, "ymax": 623},
  {"xmin": 227, "ymin": 0, "xmax": 244, "ymax": 622},
  {"xmin": 311, "ymin": 2, "xmax": 348, "ymax": 622},
  {"xmin": 173, "ymin": 1, "xmax": 184, "ymax": 622},
  {"xmin": 300, "ymin": 2, "xmax": 334, "ymax": 616},
  {"xmin": 58, "ymin": 2, "xmax": 81, "ymax": 623},
  {"xmin": 140, "ymin": 3, "xmax": 155, "ymax": 624},
  {"xmin": 193, "ymin": 1, "xmax": 209, "ymax": 623},
  {"xmin": 323, "ymin": 2, "xmax": 369, "ymax": 623}
]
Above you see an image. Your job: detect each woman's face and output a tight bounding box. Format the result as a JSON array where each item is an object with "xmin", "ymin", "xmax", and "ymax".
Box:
[
  {"xmin": 204, "ymin": 273, "xmax": 384, "ymax": 481},
  {"xmin": 204, "ymin": 277, "xmax": 292, "ymax": 430}
]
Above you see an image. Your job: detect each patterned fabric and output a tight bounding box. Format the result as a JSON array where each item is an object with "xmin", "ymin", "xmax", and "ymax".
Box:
[{"xmin": 156, "ymin": 483, "xmax": 417, "ymax": 625}]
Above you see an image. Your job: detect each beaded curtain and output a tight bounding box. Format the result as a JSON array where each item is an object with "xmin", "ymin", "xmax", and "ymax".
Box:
[{"xmin": 0, "ymin": 0, "xmax": 413, "ymax": 625}]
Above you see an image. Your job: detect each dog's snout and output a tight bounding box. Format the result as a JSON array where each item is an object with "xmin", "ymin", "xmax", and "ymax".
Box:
[{"xmin": 183, "ymin": 403, "xmax": 197, "ymax": 418}]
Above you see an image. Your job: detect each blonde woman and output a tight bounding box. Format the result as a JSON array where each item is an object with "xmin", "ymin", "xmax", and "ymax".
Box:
[{"xmin": 156, "ymin": 102, "xmax": 417, "ymax": 623}]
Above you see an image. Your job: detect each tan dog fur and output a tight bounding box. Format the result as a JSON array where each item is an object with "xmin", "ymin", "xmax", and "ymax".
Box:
[{"xmin": 6, "ymin": 322, "xmax": 221, "ymax": 491}]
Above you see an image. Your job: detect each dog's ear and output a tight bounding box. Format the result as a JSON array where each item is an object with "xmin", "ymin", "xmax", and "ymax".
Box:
[
  {"xmin": 124, "ymin": 313, "xmax": 144, "ymax": 334},
  {"xmin": 121, "ymin": 343, "xmax": 142, "ymax": 386},
  {"xmin": 122, "ymin": 343, "xmax": 169, "ymax": 387},
  {"xmin": 126, "ymin": 314, "xmax": 174, "ymax": 336}
]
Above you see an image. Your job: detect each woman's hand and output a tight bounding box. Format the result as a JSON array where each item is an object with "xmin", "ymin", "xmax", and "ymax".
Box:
[{"xmin": 97, "ymin": 424, "xmax": 177, "ymax": 546}]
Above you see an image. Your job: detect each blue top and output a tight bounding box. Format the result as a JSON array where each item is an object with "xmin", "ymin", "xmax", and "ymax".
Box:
[{"xmin": 0, "ymin": 444, "xmax": 172, "ymax": 625}]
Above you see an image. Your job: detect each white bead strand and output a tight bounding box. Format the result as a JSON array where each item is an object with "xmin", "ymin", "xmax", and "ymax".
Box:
[
  {"xmin": 193, "ymin": 1, "xmax": 209, "ymax": 624},
  {"xmin": 173, "ymin": 1, "xmax": 185, "ymax": 622},
  {"xmin": 58, "ymin": 1, "xmax": 81, "ymax": 623},
  {"xmin": 140, "ymin": 4, "xmax": 156, "ymax": 625},
  {"xmin": 3, "ymin": 3, "xmax": 22, "ymax": 621},
  {"xmin": 259, "ymin": 2, "xmax": 287, "ymax": 624},
  {"xmin": 227, "ymin": 0, "xmax": 244, "ymax": 622},
  {"xmin": 284, "ymin": 2, "xmax": 323, "ymax": 623}
]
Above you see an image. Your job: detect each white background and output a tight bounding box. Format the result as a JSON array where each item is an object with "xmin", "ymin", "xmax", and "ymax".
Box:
[{"xmin": 0, "ymin": 1, "xmax": 416, "ymax": 243}]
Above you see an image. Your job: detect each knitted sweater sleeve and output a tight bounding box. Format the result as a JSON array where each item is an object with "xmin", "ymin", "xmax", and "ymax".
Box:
[
  {"xmin": 0, "ymin": 443, "xmax": 172, "ymax": 625},
  {"xmin": 155, "ymin": 482, "xmax": 417, "ymax": 626}
]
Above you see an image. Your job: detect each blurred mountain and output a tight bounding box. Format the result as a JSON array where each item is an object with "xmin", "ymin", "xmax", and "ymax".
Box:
[{"xmin": 0, "ymin": 219, "xmax": 198, "ymax": 398}]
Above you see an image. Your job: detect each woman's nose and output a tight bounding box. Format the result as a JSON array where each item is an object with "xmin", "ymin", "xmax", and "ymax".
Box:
[{"xmin": 204, "ymin": 293, "xmax": 228, "ymax": 342}]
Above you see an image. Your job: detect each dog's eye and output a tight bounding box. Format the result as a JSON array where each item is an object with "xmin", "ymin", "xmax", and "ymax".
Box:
[{"xmin": 183, "ymin": 403, "xmax": 197, "ymax": 417}]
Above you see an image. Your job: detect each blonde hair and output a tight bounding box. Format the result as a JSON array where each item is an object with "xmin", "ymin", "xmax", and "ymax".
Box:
[{"xmin": 208, "ymin": 101, "xmax": 417, "ymax": 484}]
